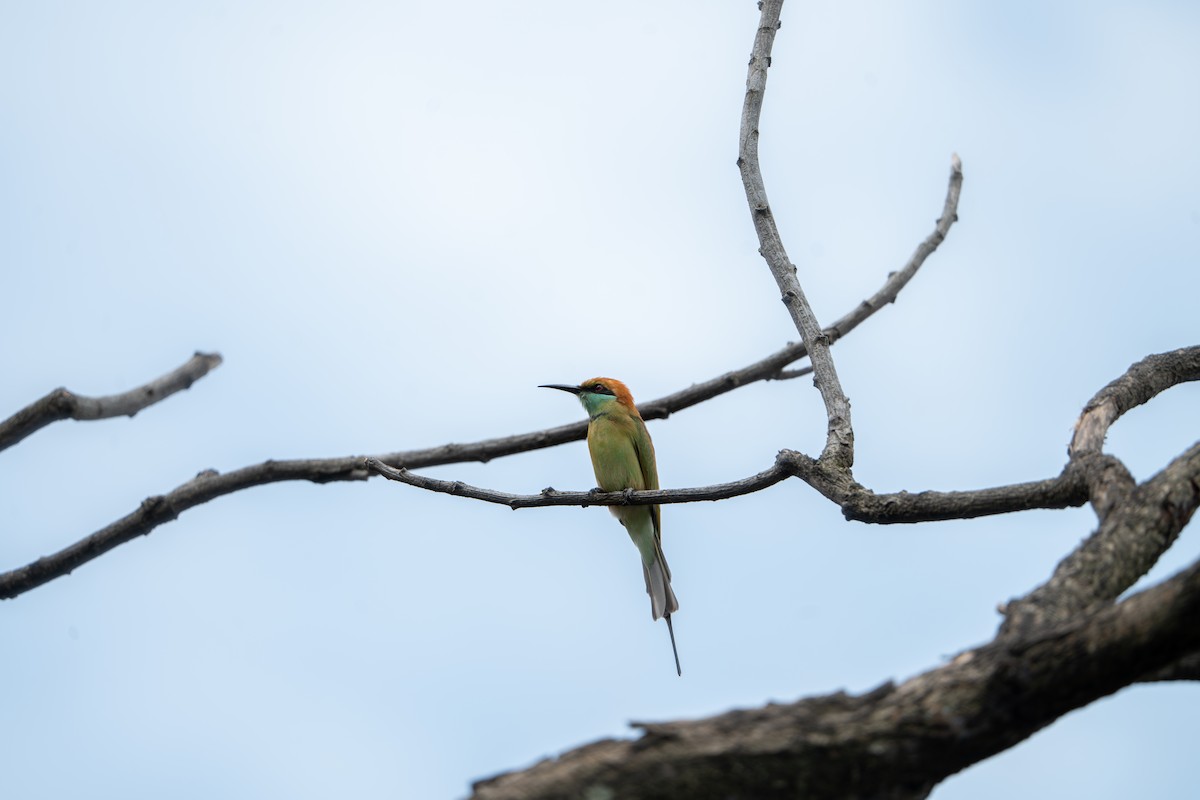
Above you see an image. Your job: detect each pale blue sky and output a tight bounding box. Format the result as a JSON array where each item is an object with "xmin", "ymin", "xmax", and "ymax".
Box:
[{"xmin": 2, "ymin": 2, "xmax": 1198, "ymax": 798}]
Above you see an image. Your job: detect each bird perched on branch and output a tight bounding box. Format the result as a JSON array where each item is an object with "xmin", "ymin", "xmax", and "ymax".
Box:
[{"xmin": 539, "ymin": 377, "xmax": 681, "ymax": 676}]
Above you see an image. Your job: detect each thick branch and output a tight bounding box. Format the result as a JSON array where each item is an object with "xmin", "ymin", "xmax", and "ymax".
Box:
[
  {"xmin": 738, "ymin": 0, "xmax": 854, "ymax": 469},
  {"xmin": 816, "ymin": 464, "xmax": 1090, "ymax": 524},
  {"xmin": 777, "ymin": 449, "xmax": 1089, "ymax": 524},
  {"xmin": 1070, "ymin": 346, "xmax": 1200, "ymax": 517},
  {"xmin": 471, "ymin": 555, "xmax": 1200, "ymax": 800},
  {"xmin": 994, "ymin": 346, "xmax": 1200, "ymax": 636},
  {"xmin": 1001, "ymin": 439, "xmax": 1200, "ymax": 636},
  {"xmin": 1071, "ymin": 346, "xmax": 1200, "ymax": 458},
  {"xmin": 0, "ymin": 352, "xmax": 223, "ymax": 452},
  {"xmin": 1138, "ymin": 649, "xmax": 1200, "ymax": 683}
]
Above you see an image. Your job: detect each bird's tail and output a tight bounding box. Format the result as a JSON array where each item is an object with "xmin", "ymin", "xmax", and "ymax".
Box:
[
  {"xmin": 642, "ymin": 553, "xmax": 679, "ymax": 621},
  {"xmin": 624, "ymin": 511, "xmax": 682, "ymax": 675},
  {"xmin": 643, "ymin": 557, "xmax": 682, "ymax": 675}
]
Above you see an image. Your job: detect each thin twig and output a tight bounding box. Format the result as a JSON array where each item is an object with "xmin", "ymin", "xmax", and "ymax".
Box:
[
  {"xmin": 365, "ymin": 458, "xmax": 792, "ymax": 508},
  {"xmin": 827, "ymin": 154, "xmax": 964, "ymax": 346},
  {"xmin": 0, "ymin": 352, "xmax": 223, "ymax": 453},
  {"xmin": 768, "ymin": 366, "xmax": 813, "ymax": 381},
  {"xmin": 737, "ymin": 0, "xmax": 854, "ymax": 469},
  {"xmin": 372, "ymin": 174, "xmax": 965, "ymax": 465}
]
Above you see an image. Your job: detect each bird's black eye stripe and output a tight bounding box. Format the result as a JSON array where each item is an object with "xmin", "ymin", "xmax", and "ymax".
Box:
[{"xmin": 590, "ymin": 383, "xmax": 615, "ymax": 395}]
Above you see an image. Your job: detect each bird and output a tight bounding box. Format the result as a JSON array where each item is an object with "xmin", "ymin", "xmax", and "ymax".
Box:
[{"xmin": 539, "ymin": 377, "xmax": 681, "ymax": 676}]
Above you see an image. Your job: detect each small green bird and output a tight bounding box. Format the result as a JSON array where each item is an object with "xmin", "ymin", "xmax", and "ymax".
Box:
[{"xmin": 540, "ymin": 377, "xmax": 681, "ymax": 676}]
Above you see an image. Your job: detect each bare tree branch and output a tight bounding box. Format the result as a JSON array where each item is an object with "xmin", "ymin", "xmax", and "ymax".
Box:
[
  {"xmin": 6, "ymin": 326, "xmax": 1179, "ymax": 609},
  {"xmin": 826, "ymin": 153, "xmax": 963, "ymax": 347},
  {"xmin": 371, "ymin": 346, "xmax": 1200, "ymax": 525},
  {"xmin": 368, "ymin": 452, "xmax": 1090, "ymax": 526},
  {"xmin": 365, "ymin": 457, "xmax": 793, "ymax": 508},
  {"xmin": 987, "ymin": 346, "xmax": 1200, "ymax": 637},
  {"xmin": 0, "ymin": 352, "xmax": 223, "ymax": 453},
  {"xmin": 1000, "ymin": 439, "xmax": 1200, "ymax": 636},
  {"xmin": 825, "ymin": 462, "xmax": 1090, "ymax": 523},
  {"xmin": 1071, "ymin": 346, "xmax": 1200, "ymax": 458},
  {"xmin": 767, "ymin": 365, "xmax": 813, "ymax": 381},
  {"xmin": 0, "ymin": 164, "xmax": 962, "ymax": 602},
  {"xmin": 0, "ymin": 456, "xmax": 371, "ymax": 600},
  {"xmin": 470, "ymin": 552, "xmax": 1200, "ymax": 800},
  {"xmin": 738, "ymin": 0, "xmax": 854, "ymax": 470},
  {"xmin": 1070, "ymin": 346, "xmax": 1200, "ymax": 516}
]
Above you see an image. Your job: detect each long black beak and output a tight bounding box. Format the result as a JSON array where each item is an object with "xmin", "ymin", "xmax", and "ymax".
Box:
[{"xmin": 538, "ymin": 383, "xmax": 583, "ymax": 395}]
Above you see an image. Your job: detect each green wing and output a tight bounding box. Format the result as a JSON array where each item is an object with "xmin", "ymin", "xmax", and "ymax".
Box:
[{"xmin": 631, "ymin": 416, "xmax": 662, "ymax": 539}]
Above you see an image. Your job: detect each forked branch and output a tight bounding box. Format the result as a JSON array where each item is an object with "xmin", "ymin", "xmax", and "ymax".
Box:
[
  {"xmin": 367, "ymin": 451, "xmax": 1090, "ymax": 524},
  {"xmin": 738, "ymin": 0, "xmax": 853, "ymax": 469}
]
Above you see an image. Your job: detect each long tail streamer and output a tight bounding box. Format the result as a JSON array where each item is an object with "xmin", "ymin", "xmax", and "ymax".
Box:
[{"xmin": 665, "ymin": 614, "xmax": 681, "ymax": 677}]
